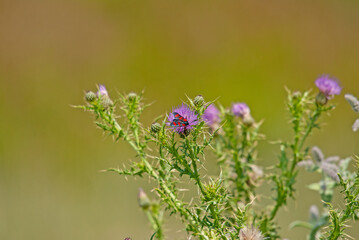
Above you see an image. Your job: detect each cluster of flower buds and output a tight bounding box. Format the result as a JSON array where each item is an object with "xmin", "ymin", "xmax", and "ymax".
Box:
[{"xmin": 85, "ymin": 84, "xmax": 113, "ymax": 108}]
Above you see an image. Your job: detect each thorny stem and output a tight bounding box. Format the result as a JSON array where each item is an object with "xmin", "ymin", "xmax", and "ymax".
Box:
[
  {"xmin": 298, "ymin": 107, "xmax": 321, "ymax": 151},
  {"xmin": 185, "ymin": 139, "xmax": 226, "ymax": 239},
  {"xmin": 102, "ymin": 112, "xmax": 212, "ymax": 239},
  {"xmin": 271, "ymin": 106, "xmax": 322, "ymax": 221},
  {"xmin": 145, "ymin": 211, "xmax": 163, "ymax": 240}
]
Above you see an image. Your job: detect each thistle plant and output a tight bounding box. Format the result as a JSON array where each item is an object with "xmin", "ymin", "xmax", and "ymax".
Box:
[{"xmin": 76, "ymin": 75, "xmax": 358, "ymax": 240}]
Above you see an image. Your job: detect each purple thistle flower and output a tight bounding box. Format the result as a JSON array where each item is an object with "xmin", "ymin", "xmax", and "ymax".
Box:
[
  {"xmin": 167, "ymin": 104, "xmax": 198, "ymax": 134},
  {"xmin": 203, "ymin": 104, "xmax": 220, "ymax": 127},
  {"xmin": 97, "ymin": 84, "xmax": 108, "ymax": 97},
  {"xmin": 315, "ymin": 75, "xmax": 342, "ymax": 99},
  {"xmin": 232, "ymin": 102, "xmax": 250, "ymax": 118}
]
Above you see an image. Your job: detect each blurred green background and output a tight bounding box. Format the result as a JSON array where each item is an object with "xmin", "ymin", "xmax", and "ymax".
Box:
[{"xmin": 1, "ymin": 0, "xmax": 359, "ymax": 239}]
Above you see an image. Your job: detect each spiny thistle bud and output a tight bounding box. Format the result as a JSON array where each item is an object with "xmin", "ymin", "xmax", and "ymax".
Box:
[
  {"xmin": 127, "ymin": 92, "xmax": 137, "ymax": 101},
  {"xmin": 151, "ymin": 122, "xmax": 161, "ymax": 134},
  {"xmin": 292, "ymin": 91, "xmax": 301, "ymax": 99},
  {"xmin": 242, "ymin": 114, "xmax": 254, "ymax": 126},
  {"xmin": 193, "ymin": 95, "xmax": 204, "ymax": 107},
  {"xmin": 138, "ymin": 188, "xmax": 151, "ymax": 210},
  {"xmin": 315, "ymin": 92, "xmax": 328, "ymax": 105},
  {"xmin": 124, "ymin": 238, "xmax": 132, "ymax": 240},
  {"xmin": 239, "ymin": 226, "xmax": 263, "ymax": 240},
  {"xmin": 101, "ymin": 96, "xmax": 113, "ymax": 109},
  {"xmin": 85, "ymin": 91, "xmax": 96, "ymax": 102}
]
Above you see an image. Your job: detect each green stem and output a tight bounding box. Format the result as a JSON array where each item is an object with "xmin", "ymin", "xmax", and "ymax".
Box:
[
  {"xmin": 145, "ymin": 211, "xmax": 164, "ymax": 240},
  {"xmin": 102, "ymin": 112, "xmax": 206, "ymax": 236}
]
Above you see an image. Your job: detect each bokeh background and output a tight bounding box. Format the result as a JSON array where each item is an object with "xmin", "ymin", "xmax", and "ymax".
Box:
[{"xmin": 1, "ymin": 0, "xmax": 359, "ymax": 239}]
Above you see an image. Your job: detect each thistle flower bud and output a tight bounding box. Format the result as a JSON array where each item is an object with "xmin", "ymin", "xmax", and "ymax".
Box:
[
  {"xmin": 311, "ymin": 146, "xmax": 324, "ymax": 163},
  {"xmin": 151, "ymin": 122, "xmax": 161, "ymax": 134},
  {"xmin": 353, "ymin": 119, "xmax": 359, "ymax": 132},
  {"xmin": 101, "ymin": 96, "xmax": 113, "ymax": 109},
  {"xmin": 292, "ymin": 91, "xmax": 301, "ymax": 99},
  {"xmin": 85, "ymin": 91, "xmax": 97, "ymax": 102},
  {"xmin": 138, "ymin": 188, "xmax": 151, "ymax": 210},
  {"xmin": 345, "ymin": 94, "xmax": 359, "ymax": 112},
  {"xmin": 242, "ymin": 114, "xmax": 254, "ymax": 126},
  {"xmin": 321, "ymin": 162, "xmax": 340, "ymax": 182},
  {"xmin": 315, "ymin": 92, "xmax": 328, "ymax": 105},
  {"xmin": 127, "ymin": 92, "xmax": 137, "ymax": 101},
  {"xmin": 193, "ymin": 95, "xmax": 204, "ymax": 107},
  {"xmin": 124, "ymin": 238, "xmax": 132, "ymax": 240}
]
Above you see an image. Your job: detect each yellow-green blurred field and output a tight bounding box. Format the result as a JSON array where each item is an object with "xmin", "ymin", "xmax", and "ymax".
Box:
[{"xmin": 0, "ymin": 0, "xmax": 359, "ymax": 239}]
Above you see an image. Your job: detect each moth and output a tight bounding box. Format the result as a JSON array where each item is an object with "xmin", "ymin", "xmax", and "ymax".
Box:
[{"xmin": 170, "ymin": 112, "xmax": 189, "ymax": 127}]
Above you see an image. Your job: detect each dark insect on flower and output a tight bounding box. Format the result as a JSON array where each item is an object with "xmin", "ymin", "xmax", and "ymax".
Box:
[
  {"xmin": 167, "ymin": 104, "xmax": 198, "ymax": 134},
  {"xmin": 170, "ymin": 112, "xmax": 189, "ymax": 127}
]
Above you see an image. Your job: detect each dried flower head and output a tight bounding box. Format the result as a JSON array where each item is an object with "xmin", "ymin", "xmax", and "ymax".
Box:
[
  {"xmin": 232, "ymin": 102, "xmax": 250, "ymax": 118},
  {"xmin": 315, "ymin": 75, "xmax": 342, "ymax": 99},
  {"xmin": 344, "ymin": 94, "xmax": 359, "ymax": 112},
  {"xmin": 239, "ymin": 226, "xmax": 263, "ymax": 240},
  {"xmin": 203, "ymin": 104, "xmax": 220, "ymax": 128},
  {"xmin": 167, "ymin": 104, "xmax": 198, "ymax": 134}
]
